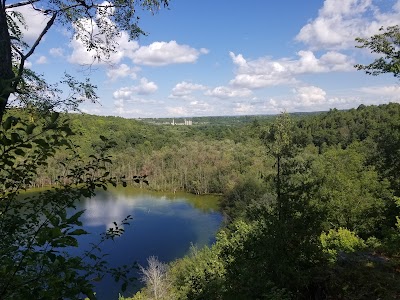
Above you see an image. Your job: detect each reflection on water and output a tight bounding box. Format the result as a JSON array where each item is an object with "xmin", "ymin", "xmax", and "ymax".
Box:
[{"xmin": 72, "ymin": 187, "xmax": 222, "ymax": 300}]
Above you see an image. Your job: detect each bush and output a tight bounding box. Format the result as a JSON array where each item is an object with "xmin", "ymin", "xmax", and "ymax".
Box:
[{"xmin": 320, "ymin": 228, "xmax": 366, "ymax": 262}]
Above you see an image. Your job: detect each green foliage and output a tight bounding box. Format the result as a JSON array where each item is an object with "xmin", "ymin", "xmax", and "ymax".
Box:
[
  {"xmin": 168, "ymin": 244, "xmax": 226, "ymax": 300},
  {"xmin": 0, "ymin": 113, "xmax": 134, "ymax": 299},
  {"xmin": 1, "ymin": 0, "xmax": 170, "ymax": 122},
  {"xmin": 320, "ymin": 228, "xmax": 366, "ymax": 262},
  {"xmin": 381, "ymin": 197, "xmax": 400, "ymax": 255},
  {"xmin": 311, "ymin": 144, "xmax": 391, "ymax": 237},
  {"xmin": 221, "ymin": 177, "xmax": 268, "ymax": 221},
  {"xmin": 355, "ymin": 25, "xmax": 400, "ymax": 78},
  {"xmin": 25, "ymin": 112, "xmax": 269, "ymax": 195},
  {"xmin": 6, "ymin": 10, "xmax": 27, "ymax": 45},
  {"xmin": 127, "ymin": 104, "xmax": 400, "ymax": 300},
  {"xmin": 0, "ymin": 1, "xmax": 176, "ymax": 298},
  {"xmin": 262, "ymin": 112, "xmax": 293, "ymax": 159}
]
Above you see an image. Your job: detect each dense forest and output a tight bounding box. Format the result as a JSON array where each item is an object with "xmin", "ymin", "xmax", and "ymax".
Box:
[
  {"xmin": 106, "ymin": 102, "xmax": 399, "ymax": 300},
  {"xmin": 20, "ymin": 102, "xmax": 400, "ymax": 200},
  {"xmin": 1, "ymin": 0, "xmax": 399, "ymax": 298},
  {"xmin": 8, "ymin": 102, "xmax": 400, "ymax": 299}
]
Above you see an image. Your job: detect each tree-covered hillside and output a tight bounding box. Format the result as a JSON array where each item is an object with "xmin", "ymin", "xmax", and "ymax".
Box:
[
  {"xmin": 111, "ymin": 102, "xmax": 400, "ymax": 300},
  {"xmin": 3, "ymin": 101, "xmax": 400, "ymax": 299}
]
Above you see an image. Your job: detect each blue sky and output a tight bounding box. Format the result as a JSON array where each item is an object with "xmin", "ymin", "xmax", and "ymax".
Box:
[{"xmin": 13, "ymin": 0, "xmax": 400, "ymax": 118}]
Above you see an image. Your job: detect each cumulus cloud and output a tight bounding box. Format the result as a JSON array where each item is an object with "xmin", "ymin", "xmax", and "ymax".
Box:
[
  {"xmin": 264, "ymin": 85, "xmax": 361, "ymax": 113},
  {"xmin": 66, "ymin": 3, "xmax": 207, "ymax": 66},
  {"xmin": 166, "ymin": 106, "xmax": 188, "ymax": 116},
  {"xmin": 106, "ymin": 64, "xmax": 139, "ymax": 81},
  {"xmin": 292, "ymin": 85, "xmax": 362, "ymax": 110},
  {"xmin": 205, "ymin": 86, "xmax": 253, "ymax": 99},
  {"xmin": 68, "ymin": 15, "xmax": 206, "ymax": 67},
  {"xmin": 131, "ymin": 41, "xmax": 208, "ymax": 66},
  {"xmin": 294, "ymin": 86, "xmax": 327, "ymax": 107},
  {"xmin": 296, "ymin": 0, "xmax": 400, "ymax": 50},
  {"xmin": 135, "ymin": 78, "xmax": 158, "ymax": 95},
  {"xmin": 113, "ymin": 77, "xmax": 158, "ymax": 101},
  {"xmin": 233, "ymin": 102, "xmax": 256, "ymax": 114},
  {"xmin": 228, "ymin": 51, "xmax": 354, "ymax": 89},
  {"xmin": 359, "ymin": 85, "xmax": 400, "ymax": 100},
  {"xmin": 259, "ymin": 85, "xmax": 400, "ymax": 115},
  {"xmin": 169, "ymin": 81, "xmax": 207, "ymax": 99},
  {"xmin": 166, "ymin": 99, "xmax": 214, "ymax": 117},
  {"xmin": 36, "ymin": 55, "xmax": 48, "ymax": 64},
  {"xmin": 113, "ymin": 88, "xmax": 132, "ymax": 100},
  {"xmin": 113, "ymin": 94, "xmax": 162, "ymax": 116}
]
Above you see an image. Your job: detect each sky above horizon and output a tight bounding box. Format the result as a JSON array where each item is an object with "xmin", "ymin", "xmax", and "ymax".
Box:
[{"xmin": 13, "ymin": 0, "xmax": 400, "ymax": 118}]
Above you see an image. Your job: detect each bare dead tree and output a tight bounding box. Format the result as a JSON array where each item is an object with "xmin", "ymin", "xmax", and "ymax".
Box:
[{"xmin": 139, "ymin": 256, "xmax": 169, "ymax": 300}]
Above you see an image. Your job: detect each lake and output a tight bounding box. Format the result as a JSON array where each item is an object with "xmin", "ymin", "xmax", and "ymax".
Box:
[{"xmin": 69, "ymin": 187, "xmax": 222, "ymax": 299}]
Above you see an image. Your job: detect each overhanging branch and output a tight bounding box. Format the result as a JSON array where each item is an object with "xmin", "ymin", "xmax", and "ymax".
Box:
[{"xmin": 12, "ymin": 12, "xmax": 57, "ymax": 89}]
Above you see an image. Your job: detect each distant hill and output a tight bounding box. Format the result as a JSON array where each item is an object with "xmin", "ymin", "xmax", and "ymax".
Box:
[{"xmin": 140, "ymin": 111, "xmax": 325, "ymax": 126}]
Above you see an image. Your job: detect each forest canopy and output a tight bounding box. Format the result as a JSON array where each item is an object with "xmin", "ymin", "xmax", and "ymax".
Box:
[{"xmin": 1, "ymin": 0, "xmax": 400, "ymax": 298}]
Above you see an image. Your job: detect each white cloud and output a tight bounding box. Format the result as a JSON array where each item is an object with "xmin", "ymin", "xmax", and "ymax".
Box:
[
  {"xmin": 169, "ymin": 81, "xmax": 207, "ymax": 99},
  {"xmin": 264, "ymin": 85, "xmax": 363, "ymax": 113},
  {"xmin": 135, "ymin": 78, "xmax": 158, "ymax": 95},
  {"xmin": 359, "ymin": 85, "xmax": 400, "ymax": 99},
  {"xmin": 166, "ymin": 106, "xmax": 188, "ymax": 116},
  {"xmin": 319, "ymin": 51, "xmax": 353, "ymax": 71},
  {"xmin": 230, "ymin": 53, "xmax": 247, "ymax": 67},
  {"xmin": 113, "ymin": 77, "xmax": 158, "ymax": 100},
  {"xmin": 321, "ymin": 0, "xmax": 373, "ymax": 16},
  {"xmin": 233, "ymin": 102, "xmax": 256, "ymax": 114},
  {"xmin": 68, "ymin": 17, "xmax": 206, "ymax": 67},
  {"xmin": 24, "ymin": 61, "xmax": 32, "ymax": 68},
  {"xmin": 296, "ymin": 0, "xmax": 400, "ymax": 50},
  {"xmin": 49, "ymin": 48, "xmax": 64, "ymax": 57},
  {"xmin": 189, "ymin": 100, "xmax": 212, "ymax": 111},
  {"xmin": 106, "ymin": 64, "xmax": 139, "ymax": 81},
  {"xmin": 205, "ymin": 86, "xmax": 253, "ymax": 99},
  {"xmin": 112, "ymin": 94, "xmax": 162, "ymax": 116},
  {"xmin": 67, "ymin": 4, "xmax": 207, "ymax": 66},
  {"xmin": 131, "ymin": 41, "xmax": 208, "ymax": 66},
  {"xmin": 36, "ymin": 55, "xmax": 47, "ymax": 64},
  {"xmin": 228, "ymin": 51, "xmax": 354, "ymax": 89},
  {"xmin": 266, "ymin": 97, "xmax": 354, "ymax": 113},
  {"xmin": 11, "ymin": 6, "xmax": 50, "ymax": 44},
  {"xmin": 113, "ymin": 88, "xmax": 133, "ymax": 100},
  {"xmin": 261, "ymin": 85, "xmax": 399, "ymax": 115},
  {"xmin": 168, "ymin": 100, "xmax": 214, "ymax": 116},
  {"xmin": 294, "ymin": 86, "xmax": 327, "ymax": 107}
]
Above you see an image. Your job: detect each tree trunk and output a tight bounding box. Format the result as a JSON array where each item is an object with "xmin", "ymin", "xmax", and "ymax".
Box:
[
  {"xmin": 277, "ymin": 155, "xmax": 281, "ymax": 221},
  {"xmin": 0, "ymin": 4, "xmax": 14, "ymax": 123}
]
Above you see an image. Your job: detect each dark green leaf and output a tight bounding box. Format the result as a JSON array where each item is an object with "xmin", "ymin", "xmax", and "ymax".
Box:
[
  {"xmin": 68, "ymin": 229, "xmax": 88, "ymax": 236},
  {"xmin": 14, "ymin": 149, "xmax": 25, "ymax": 156}
]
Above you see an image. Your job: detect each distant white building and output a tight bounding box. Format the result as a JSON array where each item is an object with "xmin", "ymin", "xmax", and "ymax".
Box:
[{"xmin": 171, "ymin": 118, "xmax": 192, "ymax": 125}]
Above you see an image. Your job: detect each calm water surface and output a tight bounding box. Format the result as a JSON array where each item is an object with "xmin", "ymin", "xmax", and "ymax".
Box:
[{"xmin": 70, "ymin": 187, "xmax": 222, "ymax": 299}]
